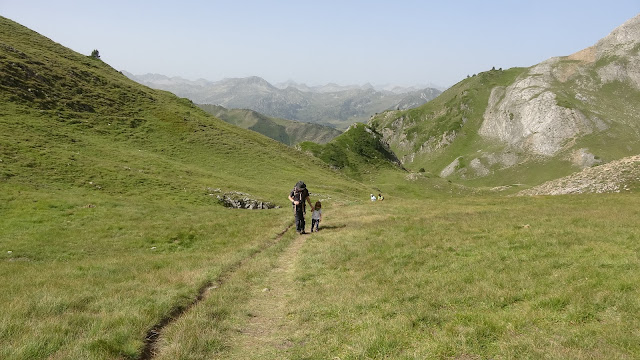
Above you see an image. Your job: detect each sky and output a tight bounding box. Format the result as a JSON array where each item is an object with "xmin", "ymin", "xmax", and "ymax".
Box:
[{"xmin": 1, "ymin": 1, "xmax": 639, "ymax": 88}]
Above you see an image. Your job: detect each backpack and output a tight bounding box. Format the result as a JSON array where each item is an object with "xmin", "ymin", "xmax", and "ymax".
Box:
[{"xmin": 292, "ymin": 181, "xmax": 307, "ymax": 211}]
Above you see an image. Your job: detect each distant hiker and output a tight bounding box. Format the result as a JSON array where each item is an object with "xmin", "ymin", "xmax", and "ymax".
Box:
[
  {"xmin": 289, "ymin": 181, "xmax": 313, "ymax": 234},
  {"xmin": 378, "ymin": 193, "xmax": 384, "ymax": 201},
  {"xmin": 311, "ymin": 201, "xmax": 322, "ymax": 232},
  {"xmin": 370, "ymin": 194, "xmax": 376, "ymax": 201}
]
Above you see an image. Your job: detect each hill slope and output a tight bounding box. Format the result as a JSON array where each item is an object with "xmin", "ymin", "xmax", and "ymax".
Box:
[
  {"xmin": 0, "ymin": 16, "xmax": 359, "ymax": 201},
  {"xmin": 298, "ymin": 123, "xmax": 403, "ymax": 181},
  {"xmin": 197, "ymin": 104, "xmax": 342, "ymax": 145},
  {"xmin": 370, "ymin": 14, "xmax": 640, "ymax": 186}
]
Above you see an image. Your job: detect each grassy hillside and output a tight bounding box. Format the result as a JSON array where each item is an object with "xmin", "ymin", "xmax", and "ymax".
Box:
[
  {"xmin": 552, "ymin": 58, "xmax": 640, "ymax": 161},
  {"xmin": 0, "ymin": 15, "xmax": 365, "ymax": 359},
  {"xmin": 0, "ymin": 16, "xmax": 362, "ymax": 201},
  {"xmin": 197, "ymin": 104, "xmax": 342, "ymax": 145},
  {"xmin": 298, "ymin": 123, "xmax": 403, "ymax": 181}
]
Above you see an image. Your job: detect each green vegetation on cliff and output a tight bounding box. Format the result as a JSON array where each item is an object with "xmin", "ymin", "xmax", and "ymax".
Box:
[
  {"xmin": 298, "ymin": 123, "xmax": 402, "ymax": 180},
  {"xmin": 370, "ymin": 68, "xmax": 527, "ymax": 177}
]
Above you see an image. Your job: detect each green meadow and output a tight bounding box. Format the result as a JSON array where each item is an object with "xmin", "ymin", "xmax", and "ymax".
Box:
[
  {"xmin": 3, "ymin": 176, "xmax": 640, "ymax": 359},
  {"xmin": 130, "ymin": 174, "xmax": 640, "ymax": 360}
]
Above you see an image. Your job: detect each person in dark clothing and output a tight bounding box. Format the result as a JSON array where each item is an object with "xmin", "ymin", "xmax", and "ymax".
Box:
[{"xmin": 288, "ymin": 181, "xmax": 313, "ymax": 234}]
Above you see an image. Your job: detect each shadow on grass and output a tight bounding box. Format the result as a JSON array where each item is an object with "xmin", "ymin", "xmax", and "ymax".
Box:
[{"xmin": 317, "ymin": 224, "xmax": 347, "ymax": 231}]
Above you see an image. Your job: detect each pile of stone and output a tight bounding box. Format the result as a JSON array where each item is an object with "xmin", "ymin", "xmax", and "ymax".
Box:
[
  {"xmin": 517, "ymin": 155, "xmax": 640, "ymax": 196},
  {"xmin": 211, "ymin": 189, "xmax": 279, "ymax": 209}
]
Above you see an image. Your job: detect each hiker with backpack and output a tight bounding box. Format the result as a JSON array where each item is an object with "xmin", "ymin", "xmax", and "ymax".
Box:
[{"xmin": 288, "ymin": 181, "xmax": 313, "ymax": 234}]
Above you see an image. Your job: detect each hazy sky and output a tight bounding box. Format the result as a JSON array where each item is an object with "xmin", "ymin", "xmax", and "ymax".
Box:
[{"xmin": 2, "ymin": 1, "xmax": 639, "ymax": 88}]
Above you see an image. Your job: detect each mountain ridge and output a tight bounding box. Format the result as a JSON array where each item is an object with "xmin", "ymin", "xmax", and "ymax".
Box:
[{"xmin": 125, "ymin": 72, "xmax": 442, "ymax": 129}]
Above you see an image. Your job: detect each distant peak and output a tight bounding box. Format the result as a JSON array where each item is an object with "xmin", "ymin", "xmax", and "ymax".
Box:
[
  {"xmin": 594, "ymin": 13, "xmax": 640, "ymax": 57},
  {"xmin": 244, "ymin": 76, "xmax": 270, "ymax": 85}
]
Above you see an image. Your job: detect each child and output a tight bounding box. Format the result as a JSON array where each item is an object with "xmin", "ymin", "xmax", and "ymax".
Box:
[{"xmin": 311, "ymin": 201, "xmax": 322, "ymax": 232}]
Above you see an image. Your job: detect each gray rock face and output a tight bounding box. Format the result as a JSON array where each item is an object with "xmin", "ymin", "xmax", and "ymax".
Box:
[
  {"xmin": 480, "ymin": 14, "xmax": 640, "ymax": 157},
  {"xmin": 480, "ymin": 59, "xmax": 595, "ymax": 156},
  {"xmin": 440, "ymin": 157, "xmax": 461, "ymax": 178},
  {"xmin": 594, "ymin": 14, "xmax": 640, "ymax": 89},
  {"xmin": 469, "ymin": 158, "xmax": 490, "ymax": 177},
  {"xmin": 571, "ymin": 148, "xmax": 601, "ymax": 168}
]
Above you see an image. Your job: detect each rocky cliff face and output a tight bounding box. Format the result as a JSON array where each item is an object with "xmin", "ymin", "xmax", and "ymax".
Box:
[
  {"xmin": 595, "ymin": 15, "xmax": 640, "ymax": 88},
  {"xmin": 479, "ymin": 14, "xmax": 640, "ymax": 159},
  {"xmin": 479, "ymin": 60, "xmax": 602, "ymax": 156}
]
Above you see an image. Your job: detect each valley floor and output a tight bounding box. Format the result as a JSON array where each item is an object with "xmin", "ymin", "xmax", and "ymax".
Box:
[
  {"xmin": 3, "ymin": 189, "xmax": 640, "ymax": 359},
  {"xmin": 153, "ymin": 195, "xmax": 640, "ymax": 359}
]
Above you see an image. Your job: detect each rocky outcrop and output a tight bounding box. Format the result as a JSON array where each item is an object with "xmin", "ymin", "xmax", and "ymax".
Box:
[
  {"xmin": 208, "ymin": 189, "xmax": 279, "ymax": 209},
  {"xmin": 570, "ymin": 148, "xmax": 601, "ymax": 168},
  {"xmin": 479, "ymin": 61, "xmax": 597, "ymax": 156},
  {"xmin": 440, "ymin": 157, "xmax": 461, "ymax": 178},
  {"xmin": 594, "ymin": 14, "xmax": 640, "ymax": 89},
  {"xmin": 376, "ymin": 113, "xmax": 412, "ymax": 150}
]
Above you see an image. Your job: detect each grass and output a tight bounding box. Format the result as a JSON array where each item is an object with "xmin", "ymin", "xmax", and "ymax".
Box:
[
  {"xmin": 0, "ymin": 184, "xmax": 296, "ymax": 359},
  {"xmin": 103, "ymin": 192, "xmax": 640, "ymax": 359},
  {"xmin": 275, "ymin": 194, "xmax": 640, "ymax": 359},
  {"xmin": 151, "ymin": 219, "xmax": 301, "ymax": 360}
]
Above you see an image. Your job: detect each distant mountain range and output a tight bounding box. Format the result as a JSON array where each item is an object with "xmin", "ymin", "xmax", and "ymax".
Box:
[
  {"xmin": 272, "ymin": 80, "xmax": 443, "ymax": 94},
  {"xmin": 124, "ymin": 73, "xmax": 442, "ymax": 129}
]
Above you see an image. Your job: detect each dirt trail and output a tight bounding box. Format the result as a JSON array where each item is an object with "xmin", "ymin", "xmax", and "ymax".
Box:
[
  {"xmin": 139, "ymin": 223, "xmax": 294, "ymax": 360},
  {"xmin": 224, "ymin": 232, "xmax": 307, "ymax": 359}
]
